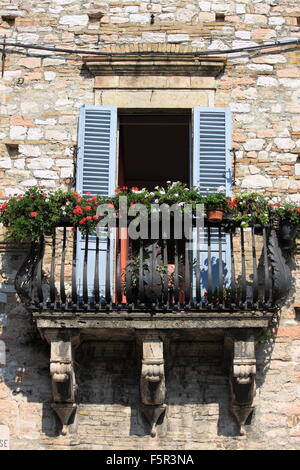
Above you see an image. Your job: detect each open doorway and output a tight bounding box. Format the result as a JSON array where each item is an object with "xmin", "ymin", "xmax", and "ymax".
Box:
[{"xmin": 118, "ymin": 111, "xmax": 191, "ymax": 189}]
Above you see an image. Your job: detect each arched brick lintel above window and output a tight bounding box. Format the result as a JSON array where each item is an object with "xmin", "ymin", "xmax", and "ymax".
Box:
[{"xmin": 83, "ymin": 43, "xmax": 226, "ymax": 77}]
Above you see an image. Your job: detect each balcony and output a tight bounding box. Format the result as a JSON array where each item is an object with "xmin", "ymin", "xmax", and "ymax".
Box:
[
  {"xmin": 14, "ymin": 215, "xmax": 291, "ymax": 322},
  {"xmin": 13, "ymin": 215, "xmax": 292, "ymax": 436}
]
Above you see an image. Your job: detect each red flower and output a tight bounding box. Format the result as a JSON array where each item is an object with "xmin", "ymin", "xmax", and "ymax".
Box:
[
  {"xmin": 228, "ymin": 198, "xmax": 237, "ymax": 207},
  {"xmin": 93, "ymin": 215, "xmax": 99, "ymax": 220},
  {"xmin": 131, "ymin": 187, "xmax": 139, "ymax": 191},
  {"xmin": 73, "ymin": 205, "xmax": 83, "ymax": 215},
  {"xmin": 71, "ymin": 227, "xmax": 76, "ymax": 233},
  {"xmin": 268, "ymin": 202, "xmax": 281, "ymax": 207},
  {"xmin": 79, "ymin": 218, "xmax": 86, "ymax": 225},
  {"xmin": 86, "ymin": 216, "xmax": 92, "ymax": 221},
  {"xmin": 297, "ymin": 208, "xmax": 300, "ymax": 213},
  {"xmin": 84, "ymin": 206, "xmax": 92, "ymax": 211},
  {"xmin": 86, "ymin": 192, "xmax": 91, "ymax": 195},
  {"xmin": 30, "ymin": 212, "xmax": 38, "ymax": 218},
  {"xmin": 17, "ymin": 195, "xmax": 23, "ymax": 199},
  {"xmin": 0, "ymin": 203, "xmax": 7, "ymax": 211},
  {"xmin": 130, "ymin": 202, "xmax": 135, "ymax": 206}
]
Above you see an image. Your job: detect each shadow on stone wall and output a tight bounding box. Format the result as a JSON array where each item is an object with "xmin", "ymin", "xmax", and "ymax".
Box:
[{"xmin": 75, "ymin": 339, "xmax": 241, "ymax": 439}]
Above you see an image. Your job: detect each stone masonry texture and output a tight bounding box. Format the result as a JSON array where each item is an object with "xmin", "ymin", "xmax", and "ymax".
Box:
[{"xmin": 0, "ymin": 0, "xmax": 300, "ymax": 450}]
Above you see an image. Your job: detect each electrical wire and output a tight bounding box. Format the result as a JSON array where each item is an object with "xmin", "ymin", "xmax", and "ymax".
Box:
[{"xmin": 0, "ymin": 38, "xmax": 299, "ymax": 59}]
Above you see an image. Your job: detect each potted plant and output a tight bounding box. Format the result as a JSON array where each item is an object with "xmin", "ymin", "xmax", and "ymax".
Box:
[
  {"xmin": 270, "ymin": 201, "xmax": 300, "ymax": 244},
  {"xmin": 204, "ymin": 192, "xmax": 229, "ymax": 222},
  {"xmin": 230, "ymin": 192, "xmax": 270, "ymax": 229}
]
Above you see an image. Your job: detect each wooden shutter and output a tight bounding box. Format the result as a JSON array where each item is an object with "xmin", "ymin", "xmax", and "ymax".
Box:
[
  {"xmin": 192, "ymin": 107, "xmax": 232, "ymax": 296},
  {"xmin": 192, "ymin": 107, "xmax": 232, "ymax": 195},
  {"xmin": 76, "ymin": 105, "xmax": 118, "ymax": 298}
]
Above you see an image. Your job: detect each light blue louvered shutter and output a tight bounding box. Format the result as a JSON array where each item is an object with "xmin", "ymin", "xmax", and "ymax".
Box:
[
  {"xmin": 76, "ymin": 105, "xmax": 118, "ymax": 298},
  {"xmin": 192, "ymin": 107, "xmax": 232, "ymax": 195},
  {"xmin": 192, "ymin": 107, "xmax": 232, "ymax": 296}
]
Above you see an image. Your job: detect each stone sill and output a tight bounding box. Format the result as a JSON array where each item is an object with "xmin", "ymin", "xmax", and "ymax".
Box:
[{"xmin": 34, "ymin": 311, "xmax": 272, "ymax": 331}]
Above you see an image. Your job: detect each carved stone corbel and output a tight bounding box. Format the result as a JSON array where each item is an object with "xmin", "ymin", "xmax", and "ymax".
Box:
[
  {"xmin": 226, "ymin": 333, "xmax": 256, "ymax": 436},
  {"xmin": 43, "ymin": 329, "xmax": 80, "ymax": 436},
  {"xmin": 137, "ymin": 333, "xmax": 166, "ymax": 437}
]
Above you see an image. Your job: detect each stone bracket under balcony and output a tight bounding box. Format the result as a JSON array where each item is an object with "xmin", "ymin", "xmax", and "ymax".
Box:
[
  {"xmin": 42, "ymin": 328, "xmax": 80, "ymax": 436},
  {"xmin": 37, "ymin": 320, "xmax": 270, "ymax": 437},
  {"xmin": 224, "ymin": 332, "xmax": 256, "ymax": 436}
]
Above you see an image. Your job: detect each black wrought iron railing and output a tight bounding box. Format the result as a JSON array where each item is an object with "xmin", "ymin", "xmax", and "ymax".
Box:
[{"xmin": 14, "ymin": 217, "xmax": 292, "ymax": 313}]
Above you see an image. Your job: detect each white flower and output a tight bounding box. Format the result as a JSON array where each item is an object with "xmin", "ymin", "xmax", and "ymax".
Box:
[
  {"xmin": 154, "ymin": 186, "xmax": 159, "ymax": 190},
  {"xmin": 154, "ymin": 199, "xmax": 159, "ymax": 203},
  {"xmin": 166, "ymin": 181, "xmax": 171, "ymax": 184},
  {"xmin": 174, "ymin": 193, "xmax": 179, "ymax": 197},
  {"xmin": 217, "ymin": 185, "xmax": 226, "ymax": 192},
  {"xmin": 159, "ymin": 190, "xmax": 165, "ymax": 195}
]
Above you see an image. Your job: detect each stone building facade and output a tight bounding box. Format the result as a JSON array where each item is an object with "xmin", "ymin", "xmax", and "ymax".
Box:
[{"xmin": 0, "ymin": 0, "xmax": 300, "ymax": 450}]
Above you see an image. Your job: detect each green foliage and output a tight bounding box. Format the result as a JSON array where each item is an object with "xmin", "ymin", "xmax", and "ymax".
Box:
[
  {"xmin": 270, "ymin": 201, "xmax": 300, "ymax": 226},
  {"xmin": 202, "ymin": 192, "xmax": 230, "ymax": 210},
  {"xmin": 1, "ymin": 185, "xmax": 299, "ymax": 243},
  {"xmin": 231, "ymin": 192, "xmax": 270, "ymax": 227}
]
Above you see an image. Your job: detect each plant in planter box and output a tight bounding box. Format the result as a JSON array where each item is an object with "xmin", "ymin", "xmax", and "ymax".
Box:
[
  {"xmin": 231, "ymin": 192, "xmax": 270, "ymax": 228},
  {"xmin": 0, "ymin": 187, "xmax": 64, "ymax": 244},
  {"xmin": 269, "ymin": 201, "xmax": 300, "ymax": 242},
  {"xmin": 203, "ymin": 192, "xmax": 230, "ymax": 222}
]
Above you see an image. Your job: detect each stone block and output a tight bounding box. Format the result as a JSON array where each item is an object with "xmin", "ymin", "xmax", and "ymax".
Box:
[
  {"xmin": 28, "ymin": 158, "xmax": 54, "ymax": 170},
  {"xmin": 19, "ymin": 58, "xmax": 42, "ymax": 69},
  {"xmin": 19, "ymin": 145, "xmax": 41, "ymax": 157},
  {"xmin": 98, "ymin": 90, "xmax": 209, "ymax": 108},
  {"xmin": 198, "ymin": 12, "xmax": 215, "ymax": 21},
  {"xmin": 0, "ymin": 158, "xmax": 12, "ymax": 169},
  {"xmin": 59, "ymin": 15, "xmax": 89, "ymax": 26},
  {"xmin": 257, "ymin": 76, "xmax": 279, "ymax": 87},
  {"xmin": 274, "ymin": 138, "xmax": 295, "ymax": 150},
  {"xmin": 244, "ymin": 14, "xmax": 268, "ymax": 24},
  {"xmin": 241, "ymin": 174, "xmax": 272, "ymax": 188},
  {"xmin": 244, "ymin": 139, "xmax": 265, "ymax": 151},
  {"xmin": 33, "ymin": 170, "xmax": 58, "ymax": 179}
]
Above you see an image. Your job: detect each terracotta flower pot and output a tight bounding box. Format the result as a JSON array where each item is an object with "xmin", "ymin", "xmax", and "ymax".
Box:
[{"xmin": 207, "ymin": 208, "xmax": 223, "ymax": 223}]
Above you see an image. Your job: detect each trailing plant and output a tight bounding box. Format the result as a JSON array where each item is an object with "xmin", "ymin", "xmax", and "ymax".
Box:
[
  {"xmin": 229, "ymin": 192, "xmax": 270, "ymax": 228},
  {"xmin": 269, "ymin": 201, "xmax": 300, "ymax": 226}
]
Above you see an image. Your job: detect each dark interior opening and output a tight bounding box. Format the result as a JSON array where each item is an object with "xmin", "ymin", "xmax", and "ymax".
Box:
[{"xmin": 118, "ymin": 112, "xmax": 190, "ymax": 190}]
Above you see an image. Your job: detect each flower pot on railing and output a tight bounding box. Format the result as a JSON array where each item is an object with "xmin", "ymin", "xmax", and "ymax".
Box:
[
  {"xmin": 279, "ymin": 220, "xmax": 297, "ymax": 241},
  {"xmin": 207, "ymin": 208, "xmax": 224, "ymax": 223}
]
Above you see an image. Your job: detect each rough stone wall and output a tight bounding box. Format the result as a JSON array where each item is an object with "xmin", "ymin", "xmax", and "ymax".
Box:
[{"xmin": 0, "ymin": 0, "xmax": 300, "ymax": 450}]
